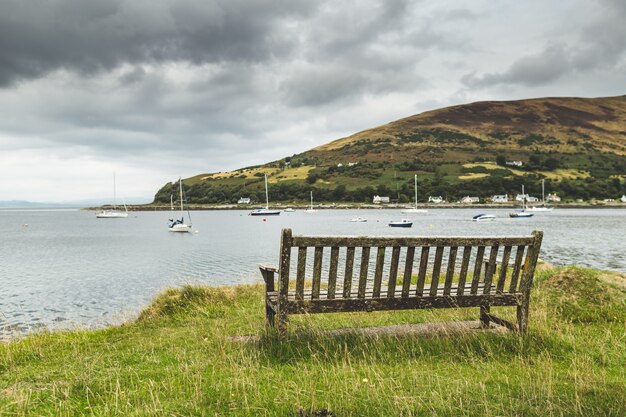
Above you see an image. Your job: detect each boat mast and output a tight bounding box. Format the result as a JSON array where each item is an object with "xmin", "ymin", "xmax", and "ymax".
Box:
[
  {"xmin": 522, "ymin": 184, "xmax": 525, "ymax": 210},
  {"xmin": 541, "ymin": 179, "xmax": 545, "ymax": 204},
  {"xmin": 310, "ymin": 191, "xmax": 313, "ymax": 209},
  {"xmin": 179, "ymin": 178, "xmax": 184, "ymax": 213},
  {"xmin": 113, "ymin": 172, "xmax": 117, "ymax": 209},
  {"xmin": 264, "ymin": 174, "xmax": 269, "ymax": 210},
  {"xmin": 414, "ymin": 174, "xmax": 418, "ymax": 209}
]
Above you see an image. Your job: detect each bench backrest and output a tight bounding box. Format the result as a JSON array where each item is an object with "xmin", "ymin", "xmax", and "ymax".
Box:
[{"xmin": 277, "ymin": 228, "xmax": 543, "ymax": 301}]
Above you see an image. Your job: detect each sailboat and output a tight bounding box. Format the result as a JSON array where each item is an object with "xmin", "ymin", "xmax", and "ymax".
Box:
[
  {"xmin": 304, "ymin": 191, "xmax": 317, "ymax": 213},
  {"xmin": 527, "ymin": 179, "xmax": 554, "ymax": 212},
  {"xmin": 168, "ymin": 178, "xmax": 193, "ymax": 232},
  {"xmin": 96, "ymin": 173, "xmax": 128, "ymax": 218},
  {"xmin": 509, "ymin": 185, "xmax": 534, "ymax": 218},
  {"xmin": 250, "ymin": 174, "xmax": 281, "ymax": 216},
  {"xmin": 401, "ymin": 174, "xmax": 428, "ymax": 214}
]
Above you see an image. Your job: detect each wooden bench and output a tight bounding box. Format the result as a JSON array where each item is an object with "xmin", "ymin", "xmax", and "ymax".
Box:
[{"xmin": 259, "ymin": 228, "xmax": 543, "ymax": 335}]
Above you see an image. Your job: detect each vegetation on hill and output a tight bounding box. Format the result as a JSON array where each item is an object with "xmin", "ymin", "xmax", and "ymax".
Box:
[
  {"xmin": 154, "ymin": 96, "xmax": 626, "ymax": 204},
  {"xmin": 1, "ymin": 266, "xmax": 624, "ymax": 415}
]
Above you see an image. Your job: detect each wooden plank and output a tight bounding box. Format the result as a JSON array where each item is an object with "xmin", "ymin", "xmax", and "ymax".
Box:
[
  {"xmin": 483, "ymin": 245, "xmax": 499, "ymax": 294},
  {"xmin": 312, "ymin": 246, "xmax": 323, "ymax": 299},
  {"xmin": 291, "ymin": 235, "xmax": 534, "ymax": 248},
  {"xmin": 496, "ymin": 245, "xmax": 512, "ymax": 294},
  {"xmin": 443, "ymin": 246, "xmax": 458, "ymax": 295},
  {"xmin": 327, "ymin": 246, "xmax": 339, "ymax": 299},
  {"xmin": 342, "ymin": 247, "xmax": 355, "ymax": 298},
  {"xmin": 387, "ymin": 247, "xmax": 401, "ymax": 298},
  {"xmin": 296, "ymin": 247, "xmax": 307, "ymax": 300},
  {"xmin": 470, "ymin": 246, "xmax": 486, "ymax": 294},
  {"xmin": 416, "ymin": 246, "xmax": 430, "ymax": 296},
  {"xmin": 285, "ymin": 294, "xmax": 520, "ymax": 314},
  {"xmin": 508, "ymin": 245, "xmax": 525, "ymax": 293},
  {"xmin": 358, "ymin": 247, "xmax": 371, "ymax": 298},
  {"xmin": 372, "ymin": 247, "xmax": 385, "ymax": 298},
  {"xmin": 429, "ymin": 246, "xmax": 444, "ymax": 296},
  {"xmin": 518, "ymin": 231, "xmax": 544, "ymax": 333},
  {"xmin": 456, "ymin": 246, "xmax": 472, "ymax": 296},
  {"xmin": 278, "ymin": 229, "xmax": 292, "ymax": 297},
  {"xmin": 401, "ymin": 247, "xmax": 416, "ymax": 297}
]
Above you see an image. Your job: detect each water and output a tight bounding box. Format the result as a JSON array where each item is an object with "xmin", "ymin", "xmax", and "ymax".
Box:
[{"xmin": 1, "ymin": 208, "xmax": 624, "ymax": 338}]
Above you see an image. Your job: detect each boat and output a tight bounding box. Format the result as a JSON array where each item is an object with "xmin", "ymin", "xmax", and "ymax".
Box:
[
  {"xmin": 250, "ymin": 174, "xmax": 281, "ymax": 216},
  {"xmin": 389, "ymin": 219, "xmax": 413, "ymax": 228},
  {"xmin": 472, "ymin": 213, "xmax": 496, "ymax": 222},
  {"xmin": 304, "ymin": 191, "xmax": 317, "ymax": 213},
  {"xmin": 401, "ymin": 174, "xmax": 428, "ymax": 214},
  {"xmin": 509, "ymin": 185, "xmax": 534, "ymax": 218},
  {"xmin": 96, "ymin": 173, "xmax": 128, "ymax": 218},
  {"xmin": 350, "ymin": 216, "xmax": 367, "ymax": 222},
  {"xmin": 284, "ymin": 207, "xmax": 295, "ymax": 212},
  {"xmin": 169, "ymin": 177, "xmax": 193, "ymax": 232},
  {"xmin": 527, "ymin": 179, "xmax": 554, "ymax": 212}
]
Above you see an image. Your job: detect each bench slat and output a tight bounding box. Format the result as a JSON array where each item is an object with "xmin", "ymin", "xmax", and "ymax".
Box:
[
  {"xmin": 373, "ymin": 247, "xmax": 385, "ymax": 298},
  {"xmin": 312, "ymin": 246, "xmax": 323, "ymax": 299},
  {"xmin": 401, "ymin": 247, "xmax": 416, "ymax": 297},
  {"xmin": 430, "ymin": 246, "xmax": 444, "ymax": 296},
  {"xmin": 327, "ymin": 246, "xmax": 339, "ymax": 299},
  {"xmin": 456, "ymin": 246, "xmax": 472, "ymax": 296},
  {"xmin": 296, "ymin": 247, "xmax": 307, "ymax": 300},
  {"xmin": 387, "ymin": 247, "xmax": 401, "ymax": 298},
  {"xmin": 343, "ymin": 247, "xmax": 355, "ymax": 298},
  {"xmin": 496, "ymin": 245, "xmax": 512, "ymax": 293},
  {"xmin": 291, "ymin": 236, "xmax": 534, "ymax": 248},
  {"xmin": 416, "ymin": 246, "xmax": 430, "ymax": 296},
  {"xmin": 483, "ymin": 245, "xmax": 500, "ymax": 294},
  {"xmin": 509, "ymin": 245, "xmax": 525, "ymax": 293},
  {"xmin": 470, "ymin": 246, "xmax": 486, "ymax": 294},
  {"xmin": 358, "ymin": 247, "xmax": 371, "ymax": 298},
  {"xmin": 444, "ymin": 246, "xmax": 458, "ymax": 295}
]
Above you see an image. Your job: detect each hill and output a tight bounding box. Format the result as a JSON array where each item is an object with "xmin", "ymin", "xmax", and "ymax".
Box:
[{"xmin": 154, "ymin": 95, "xmax": 626, "ymax": 205}]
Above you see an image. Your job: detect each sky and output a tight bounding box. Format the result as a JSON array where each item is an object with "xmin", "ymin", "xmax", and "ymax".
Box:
[{"xmin": 1, "ymin": 0, "xmax": 625, "ymax": 203}]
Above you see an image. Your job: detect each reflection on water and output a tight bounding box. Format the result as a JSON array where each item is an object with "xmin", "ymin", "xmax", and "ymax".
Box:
[{"xmin": 0, "ymin": 208, "xmax": 624, "ymax": 338}]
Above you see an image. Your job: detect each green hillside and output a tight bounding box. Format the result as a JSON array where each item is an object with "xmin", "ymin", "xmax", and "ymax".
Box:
[{"xmin": 154, "ymin": 95, "xmax": 626, "ymax": 204}]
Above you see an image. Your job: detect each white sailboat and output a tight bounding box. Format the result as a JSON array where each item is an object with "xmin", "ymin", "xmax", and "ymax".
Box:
[
  {"xmin": 509, "ymin": 185, "xmax": 534, "ymax": 218},
  {"xmin": 401, "ymin": 174, "xmax": 428, "ymax": 214},
  {"xmin": 527, "ymin": 179, "xmax": 554, "ymax": 212},
  {"xmin": 96, "ymin": 173, "xmax": 128, "ymax": 218},
  {"xmin": 304, "ymin": 191, "xmax": 317, "ymax": 213},
  {"xmin": 250, "ymin": 174, "xmax": 281, "ymax": 216},
  {"xmin": 168, "ymin": 178, "xmax": 192, "ymax": 232}
]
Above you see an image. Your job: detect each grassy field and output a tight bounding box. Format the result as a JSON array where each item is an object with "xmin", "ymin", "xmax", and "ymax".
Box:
[{"xmin": 1, "ymin": 266, "xmax": 624, "ymax": 416}]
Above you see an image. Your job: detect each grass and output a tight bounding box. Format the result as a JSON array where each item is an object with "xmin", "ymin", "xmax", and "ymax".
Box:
[{"xmin": 1, "ymin": 266, "xmax": 624, "ymax": 416}]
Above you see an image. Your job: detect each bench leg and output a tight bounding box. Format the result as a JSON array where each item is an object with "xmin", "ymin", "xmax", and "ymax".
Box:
[
  {"xmin": 265, "ymin": 302, "xmax": 276, "ymax": 329},
  {"xmin": 517, "ymin": 303, "xmax": 529, "ymax": 333},
  {"xmin": 479, "ymin": 304, "xmax": 491, "ymax": 328},
  {"xmin": 277, "ymin": 309, "xmax": 288, "ymax": 336}
]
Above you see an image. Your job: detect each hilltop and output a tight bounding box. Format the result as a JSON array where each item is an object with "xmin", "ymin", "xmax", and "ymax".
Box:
[{"xmin": 154, "ymin": 95, "xmax": 626, "ymax": 205}]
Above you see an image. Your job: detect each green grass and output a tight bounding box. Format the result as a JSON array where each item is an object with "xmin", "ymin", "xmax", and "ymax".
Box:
[{"xmin": 1, "ymin": 266, "xmax": 624, "ymax": 416}]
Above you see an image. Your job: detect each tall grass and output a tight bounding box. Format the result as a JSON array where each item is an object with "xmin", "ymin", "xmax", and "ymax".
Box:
[{"xmin": 1, "ymin": 266, "xmax": 624, "ymax": 416}]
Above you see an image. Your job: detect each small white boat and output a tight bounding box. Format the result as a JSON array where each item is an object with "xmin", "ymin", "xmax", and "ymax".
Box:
[
  {"xmin": 283, "ymin": 207, "xmax": 295, "ymax": 212},
  {"xmin": 527, "ymin": 179, "xmax": 554, "ymax": 212},
  {"xmin": 509, "ymin": 184, "xmax": 534, "ymax": 218},
  {"xmin": 401, "ymin": 174, "xmax": 428, "ymax": 214},
  {"xmin": 350, "ymin": 216, "xmax": 367, "ymax": 222},
  {"xmin": 96, "ymin": 173, "xmax": 128, "ymax": 218},
  {"xmin": 169, "ymin": 177, "xmax": 192, "ymax": 232},
  {"xmin": 304, "ymin": 191, "xmax": 317, "ymax": 213},
  {"xmin": 250, "ymin": 174, "xmax": 281, "ymax": 216},
  {"xmin": 389, "ymin": 219, "xmax": 413, "ymax": 228},
  {"xmin": 472, "ymin": 213, "xmax": 496, "ymax": 222}
]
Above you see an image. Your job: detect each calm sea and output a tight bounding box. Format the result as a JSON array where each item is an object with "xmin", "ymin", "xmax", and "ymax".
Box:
[{"xmin": 1, "ymin": 208, "xmax": 624, "ymax": 338}]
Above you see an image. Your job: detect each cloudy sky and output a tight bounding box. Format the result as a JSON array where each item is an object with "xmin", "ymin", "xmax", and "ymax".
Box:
[{"xmin": 1, "ymin": 0, "xmax": 625, "ymax": 202}]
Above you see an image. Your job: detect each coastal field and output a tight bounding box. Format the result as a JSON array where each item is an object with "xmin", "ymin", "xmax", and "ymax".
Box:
[{"xmin": 1, "ymin": 266, "xmax": 624, "ymax": 416}]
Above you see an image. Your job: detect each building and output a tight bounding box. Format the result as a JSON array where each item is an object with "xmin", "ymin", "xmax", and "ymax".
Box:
[
  {"xmin": 491, "ymin": 194, "xmax": 508, "ymax": 203},
  {"xmin": 621, "ymin": 195, "xmax": 626, "ymax": 203},
  {"xmin": 506, "ymin": 161, "xmax": 523, "ymax": 167},
  {"xmin": 237, "ymin": 197, "xmax": 251, "ymax": 204},
  {"xmin": 372, "ymin": 195, "xmax": 390, "ymax": 204},
  {"xmin": 546, "ymin": 193, "xmax": 561, "ymax": 202},
  {"xmin": 428, "ymin": 196, "xmax": 444, "ymax": 203},
  {"xmin": 460, "ymin": 196, "xmax": 480, "ymax": 204}
]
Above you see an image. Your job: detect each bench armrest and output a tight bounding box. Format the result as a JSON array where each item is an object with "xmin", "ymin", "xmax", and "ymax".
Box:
[{"xmin": 259, "ymin": 263, "xmax": 278, "ymax": 292}]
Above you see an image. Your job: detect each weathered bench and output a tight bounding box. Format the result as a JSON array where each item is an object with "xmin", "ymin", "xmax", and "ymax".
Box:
[{"xmin": 259, "ymin": 228, "xmax": 543, "ymax": 334}]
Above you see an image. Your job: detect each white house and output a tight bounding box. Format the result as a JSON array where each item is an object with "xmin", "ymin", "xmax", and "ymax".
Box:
[
  {"xmin": 506, "ymin": 161, "xmax": 523, "ymax": 167},
  {"xmin": 237, "ymin": 197, "xmax": 251, "ymax": 204},
  {"xmin": 546, "ymin": 193, "xmax": 561, "ymax": 202},
  {"xmin": 348, "ymin": 162, "xmax": 358, "ymax": 167},
  {"xmin": 373, "ymin": 195, "xmax": 390, "ymax": 204},
  {"xmin": 337, "ymin": 163, "xmax": 343, "ymax": 167},
  {"xmin": 428, "ymin": 196, "xmax": 444, "ymax": 203},
  {"xmin": 620, "ymin": 195, "xmax": 626, "ymax": 203},
  {"xmin": 460, "ymin": 196, "xmax": 480, "ymax": 204},
  {"xmin": 515, "ymin": 194, "xmax": 538, "ymax": 202},
  {"xmin": 492, "ymin": 194, "xmax": 508, "ymax": 203}
]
